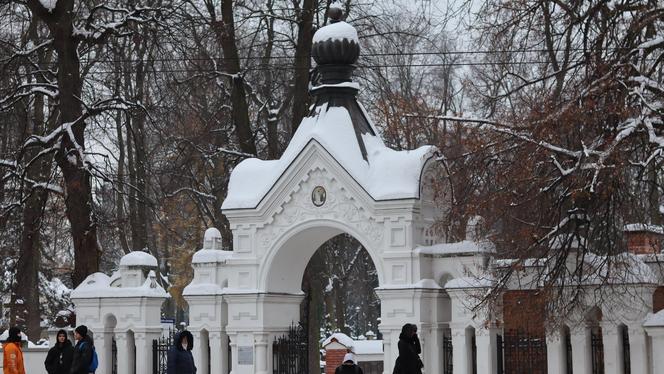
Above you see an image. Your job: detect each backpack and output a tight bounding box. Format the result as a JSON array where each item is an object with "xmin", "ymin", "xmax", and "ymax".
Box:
[{"xmin": 79, "ymin": 342, "xmax": 99, "ymax": 373}]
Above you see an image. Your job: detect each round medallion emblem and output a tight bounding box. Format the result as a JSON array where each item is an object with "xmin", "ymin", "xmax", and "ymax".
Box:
[{"xmin": 311, "ymin": 186, "xmax": 326, "ymax": 207}]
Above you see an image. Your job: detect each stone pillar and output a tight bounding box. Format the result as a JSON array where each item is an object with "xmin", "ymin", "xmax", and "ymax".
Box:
[
  {"xmin": 451, "ymin": 327, "xmax": 471, "ymax": 374},
  {"xmin": 94, "ymin": 329, "xmax": 114, "ymax": 374},
  {"xmin": 210, "ymin": 330, "xmax": 228, "ymax": 374},
  {"xmin": 228, "ymin": 333, "xmax": 238, "ymax": 374},
  {"xmin": 191, "ymin": 330, "xmax": 206, "ymax": 374},
  {"xmin": 380, "ymin": 330, "xmax": 394, "ymax": 374},
  {"xmin": 134, "ymin": 331, "xmax": 158, "ymax": 374},
  {"xmin": 627, "ymin": 324, "xmax": 648, "ymax": 374},
  {"xmin": 475, "ymin": 327, "xmax": 497, "ymax": 374},
  {"xmin": 254, "ymin": 333, "xmax": 270, "ymax": 374},
  {"xmin": 644, "ymin": 324, "xmax": 664, "ymax": 374},
  {"xmin": 115, "ymin": 332, "xmax": 131, "ymax": 374},
  {"xmin": 545, "ymin": 328, "xmax": 567, "ymax": 374},
  {"xmin": 426, "ymin": 325, "xmax": 444, "ymax": 374},
  {"xmin": 570, "ymin": 326, "xmax": 592, "ymax": 374},
  {"xmin": 601, "ymin": 323, "xmax": 624, "ymax": 374}
]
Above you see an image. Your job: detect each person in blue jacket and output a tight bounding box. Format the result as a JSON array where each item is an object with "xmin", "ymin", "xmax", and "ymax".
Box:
[{"xmin": 167, "ymin": 330, "xmax": 196, "ymax": 374}]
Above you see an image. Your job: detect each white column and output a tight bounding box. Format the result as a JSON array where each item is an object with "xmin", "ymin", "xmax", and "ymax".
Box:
[
  {"xmin": 647, "ymin": 328, "xmax": 664, "ymax": 374},
  {"xmin": 381, "ymin": 330, "xmax": 394, "ymax": 374},
  {"xmin": 475, "ymin": 328, "xmax": 497, "ymax": 374},
  {"xmin": 545, "ymin": 328, "xmax": 567, "ymax": 374},
  {"xmin": 426, "ymin": 326, "xmax": 444, "ymax": 374},
  {"xmin": 94, "ymin": 329, "xmax": 114, "ymax": 374},
  {"xmin": 209, "ymin": 330, "xmax": 228, "ymax": 374},
  {"xmin": 134, "ymin": 331, "xmax": 154, "ymax": 374},
  {"xmin": 452, "ymin": 327, "xmax": 471, "ymax": 374},
  {"xmin": 254, "ymin": 333, "xmax": 269, "ymax": 374},
  {"xmin": 115, "ymin": 332, "xmax": 131, "ymax": 374},
  {"xmin": 628, "ymin": 324, "xmax": 649, "ymax": 374},
  {"xmin": 228, "ymin": 334, "xmax": 238, "ymax": 374},
  {"xmin": 570, "ymin": 326, "xmax": 592, "ymax": 374},
  {"xmin": 601, "ymin": 323, "xmax": 624, "ymax": 374},
  {"xmin": 190, "ymin": 330, "xmax": 206, "ymax": 374}
]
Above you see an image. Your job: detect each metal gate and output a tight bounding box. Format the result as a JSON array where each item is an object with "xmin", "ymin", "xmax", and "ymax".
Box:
[
  {"xmin": 591, "ymin": 329, "xmax": 604, "ymax": 374},
  {"xmin": 153, "ymin": 329, "xmax": 176, "ymax": 374},
  {"xmin": 443, "ymin": 335, "xmax": 453, "ymax": 374},
  {"xmin": 272, "ymin": 324, "xmax": 308, "ymax": 374},
  {"xmin": 500, "ymin": 332, "xmax": 547, "ymax": 374}
]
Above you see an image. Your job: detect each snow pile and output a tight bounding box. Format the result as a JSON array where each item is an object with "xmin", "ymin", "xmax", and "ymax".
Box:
[
  {"xmin": 352, "ymin": 340, "xmax": 383, "ymax": 355},
  {"xmin": 223, "ymin": 100, "xmax": 435, "ymax": 209},
  {"xmin": 71, "ymin": 271, "xmax": 168, "ymax": 299},
  {"xmin": 644, "ymin": 310, "xmax": 664, "ymax": 327},
  {"xmin": 119, "ymin": 251, "xmax": 158, "ymax": 267},
  {"xmin": 624, "ymin": 223, "xmax": 664, "ymax": 234},
  {"xmin": 39, "ymin": 0, "xmax": 57, "ymax": 12},
  {"xmin": 313, "ymin": 21, "xmax": 358, "ymax": 44},
  {"xmin": 416, "ymin": 241, "xmax": 495, "ymax": 256}
]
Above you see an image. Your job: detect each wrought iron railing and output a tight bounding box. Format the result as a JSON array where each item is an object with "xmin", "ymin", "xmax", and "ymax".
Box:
[{"xmin": 272, "ymin": 323, "xmax": 308, "ymax": 374}]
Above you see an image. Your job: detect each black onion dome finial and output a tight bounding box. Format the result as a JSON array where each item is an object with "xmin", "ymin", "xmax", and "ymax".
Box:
[{"xmin": 311, "ymin": 2, "xmax": 360, "ymax": 84}]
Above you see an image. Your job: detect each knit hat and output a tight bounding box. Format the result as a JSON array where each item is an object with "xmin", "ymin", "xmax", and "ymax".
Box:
[
  {"xmin": 75, "ymin": 325, "xmax": 88, "ymax": 337},
  {"xmin": 343, "ymin": 353, "xmax": 355, "ymax": 364},
  {"xmin": 6, "ymin": 327, "xmax": 21, "ymax": 343}
]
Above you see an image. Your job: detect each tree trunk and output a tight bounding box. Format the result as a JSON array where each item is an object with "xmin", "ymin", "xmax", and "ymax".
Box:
[
  {"xmin": 290, "ymin": 0, "xmax": 316, "ymax": 134},
  {"xmin": 218, "ymin": 0, "xmax": 256, "ymax": 155},
  {"xmin": 47, "ymin": 2, "xmax": 100, "ymax": 287}
]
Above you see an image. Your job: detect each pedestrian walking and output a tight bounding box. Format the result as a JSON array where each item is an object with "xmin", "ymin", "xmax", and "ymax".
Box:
[
  {"xmin": 2, "ymin": 326, "xmax": 25, "ymax": 374},
  {"xmin": 167, "ymin": 330, "xmax": 196, "ymax": 374},
  {"xmin": 71, "ymin": 325, "xmax": 95, "ymax": 374},
  {"xmin": 335, "ymin": 352, "xmax": 364, "ymax": 374},
  {"xmin": 45, "ymin": 329, "xmax": 74, "ymax": 374},
  {"xmin": 392, "ymin": 323, "xmax": 423, "ymax": 374}
]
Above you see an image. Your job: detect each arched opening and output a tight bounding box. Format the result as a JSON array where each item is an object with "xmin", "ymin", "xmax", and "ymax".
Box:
[
  {"xmin": 585, "ymin": 307, "xmax": 603, "ymax": 374},
  {"xmin": 269, "ymin": 230, "xmax": 381, "ymax": 374},
  {"xmin": 103, "ymin": 313, "xmax": 118, "ymax": 374},
  {"xmin": 126, "ymin": 329, "xmax": 136, "ymax": 374},
  {"xmin": 466, "ymin": 326, "xmax": 477, "ymax": 374},
  {"xmin": 563, "ymin": 325, "xmax": 572, "ymax": 374},
  {"xmin": 619, "ymin": 324, "xmax": 630, "ymax": 374},
  {"xmin": 200, "ymin": 329, "xmax": 210, "ymax": 374}
]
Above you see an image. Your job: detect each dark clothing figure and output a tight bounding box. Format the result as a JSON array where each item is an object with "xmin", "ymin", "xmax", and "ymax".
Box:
[
  {"xmin": 393, "ymin": 324, "xmax": 423, "ymax": 374},
  {"xmin": 70, "ymin": 335, "xmax": 94, "ymax": 374},
  {"xmin": 335, "ymin": 353, "xmax": 363, "ymax": 374},
  {"xmin": 167, "ymin": 330, "xmax": 196, "ymax": 374},
  {"xmin": 335, "ymin": 363, "xmax": 364, "ymax": 374},
  {"xmin": 45, "ymin": 330, "xmax": 74, "ymax": 374}
]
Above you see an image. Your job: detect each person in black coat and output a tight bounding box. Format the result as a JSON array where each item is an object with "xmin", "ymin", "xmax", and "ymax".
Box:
[
  {"xmin": 167, "ymin": 330, "xmax": 196, "ymax": 374},
  {"xmin": 335, "ymin": 353, "xmax": 364, "ymax": 374},
  {"xmin": 45, "ymin": 329, "xmax": 74, "ymax": 374},
  {"xmin": 70, "ymin": 325, "xmax": 94, "ymax": 374},
  {"xmin": 393, "ymin": 323, "xmax": 423, "ymax": 374}
]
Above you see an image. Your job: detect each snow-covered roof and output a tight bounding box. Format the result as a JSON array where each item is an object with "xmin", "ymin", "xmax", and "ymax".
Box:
[
  {"xmin": 119, "ymin": 251, "xmax": 158, "ymax": 267},
  {"xmin": 222, "ymin": 99, "xmax": 435, "ymax": 210},
  {"xmin": 71, "ymin": 271, "xmax": 169, "ymax": 299},
  {"xmin": 376, "ymin": 278, "xmax": 442, "ymax": 290},
  {"xmin": 191, "ymin": 249, "xmax": 233, "ymax": 264},
  {"xmin": 624, "ymin": 223, "xmax": 664, "ymax": 234},
  {"xmin": 182, "ymin": 283, "xmax": 224, "ymax": 296},
  {"xmin": 445, "ymin": 276, "xmax": 494, "ymax": 289},
  {"xmin": 313, "ymin": 21, "xmax": 358, "ymax": 44},
  {"xmin": 322, "ymin": 332, "xmax": 354, "ymax": 348},
  {"xmin": 416, "ymin": 240, "xmax": 495, "ymax": 256}
]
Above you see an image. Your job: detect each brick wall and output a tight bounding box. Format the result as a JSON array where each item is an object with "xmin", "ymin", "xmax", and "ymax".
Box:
[
  {"xmin": 654, "ymin": 286, "xmax": 664, "ymax": 313},
  {"xmin": 325, "ymin": 348, "xmax": 349, "ymax": 374},
  {"xmin": 502, "ymin": 290, "xmax": 547, "ymax": 374},
  {"xmin": 626, "ymin": 232, "xmax": 663, "ymax": 254}
]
